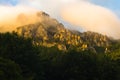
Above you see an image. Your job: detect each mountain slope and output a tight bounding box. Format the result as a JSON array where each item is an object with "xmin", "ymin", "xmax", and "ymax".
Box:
[{"xmin": 15, "ymin": 11, "xmax": 112, "ymax": 52}]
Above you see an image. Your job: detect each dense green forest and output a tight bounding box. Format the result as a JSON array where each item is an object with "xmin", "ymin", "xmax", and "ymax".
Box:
[{"xmin": 0, "ymin": 32, "xmax": 120, "ymax": 80}]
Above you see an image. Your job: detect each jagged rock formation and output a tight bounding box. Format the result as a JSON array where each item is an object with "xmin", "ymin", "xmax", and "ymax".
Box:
[{"xmin": 15, "ymin": 11, "xmax": 112, "ymax": 52}]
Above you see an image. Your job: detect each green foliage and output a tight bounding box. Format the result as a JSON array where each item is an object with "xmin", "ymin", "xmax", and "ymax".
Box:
[
  {"xmin": 0, "ymin": 32, "xmax": 120, "ymax": 80},
  {"xmin": 0, "ymin": 57, "xmax": 23, "ymax": 80},
  {"xmin": 0, "ymin": 32, "xmax": 41, "ymax": 80}
]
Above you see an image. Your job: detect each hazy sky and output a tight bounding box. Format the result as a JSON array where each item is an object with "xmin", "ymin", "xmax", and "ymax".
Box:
[
  {"xmin": 0, "ymin": 0, "xmax": 120, "ymax": 39},
  {"xmin": 0, "ymin": 0, "xmax": 119, "ymax": 17}
]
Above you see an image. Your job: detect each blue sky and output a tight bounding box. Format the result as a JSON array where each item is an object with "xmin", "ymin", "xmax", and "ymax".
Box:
[
  {"xmin": 91, "ymin": 0, "xmax": 120, "ymax": 10},
  {"xmin": 0, "ymin": 0, "xmax": 19, "ymax": 5},
  {"xmin": 91, "ymin": 0, "xmax": 120, "ymax": 17}
]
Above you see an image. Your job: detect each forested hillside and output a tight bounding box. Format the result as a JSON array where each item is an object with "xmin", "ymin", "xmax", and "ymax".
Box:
[{"xmin": 0, "ymin": 32, "xmax": 120, "ymax": 80}]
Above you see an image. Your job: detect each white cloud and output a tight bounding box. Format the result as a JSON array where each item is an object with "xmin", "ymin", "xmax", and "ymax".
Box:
[
  {"xmin": 61, "ymin": 1, "xmax": 120, "ymax": 39},
  {"xmin": 0, "ymin": 5, "xmax": 38, "ymax": 22},
  {"xmin": 0, "ymin": 0, "xmax": 120, "ymax": 39},
  {"xmin": 0, "ymin": 5, "xmax": 39, "ymax": 32}
]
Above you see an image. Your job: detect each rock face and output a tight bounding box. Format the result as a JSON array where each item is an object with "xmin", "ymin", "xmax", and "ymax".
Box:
[{"xmin": 15, "ymin": 11, "xmax": 112, "ymax": 52}]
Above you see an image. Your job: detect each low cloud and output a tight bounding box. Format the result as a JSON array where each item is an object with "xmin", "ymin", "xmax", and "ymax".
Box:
[
  {"xmin": 0, "ymin": 0, "xmax": 120, "ymax": 39},
  {"xmin": 0, "ymin": 5, "xmax": 39, "ymax": 32},
  {"xmin": 19, "ymin": 0, "xmax": 120, "ymax": 39},
  {"xmin": 61, "ymin": 1, "xmax": 120, "ymax": 39}
]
